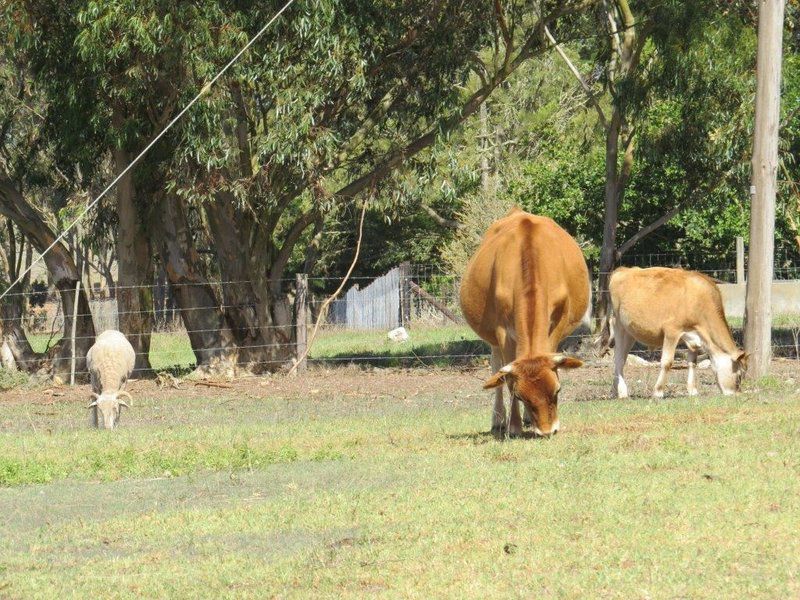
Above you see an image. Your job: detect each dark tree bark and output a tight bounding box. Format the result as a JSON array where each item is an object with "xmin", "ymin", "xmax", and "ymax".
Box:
[
  {"xmin": 153, "ymin": 192, "xmax": 238, "ymax": 372},
  {"xmin": 112, "ymin": 144, "xmax": 154, "ymax": 373},
  {"xmin": 204, "ymin": 196, "xmax": 295, "ymax": 372}
]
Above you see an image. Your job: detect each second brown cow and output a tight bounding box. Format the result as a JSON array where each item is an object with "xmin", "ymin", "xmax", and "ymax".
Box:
[{"xmin": 608, "ymin": 266, "xmax": 747, "ymax": 398}]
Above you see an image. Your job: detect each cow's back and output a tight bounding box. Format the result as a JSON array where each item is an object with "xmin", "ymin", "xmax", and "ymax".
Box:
[
  {"xmin": 460, "ymin": 210, "xmax": 589, "ymax": 351},
  {"xmin": 610, "ymin": 267, "xmax": 731, "ymax": 348}
]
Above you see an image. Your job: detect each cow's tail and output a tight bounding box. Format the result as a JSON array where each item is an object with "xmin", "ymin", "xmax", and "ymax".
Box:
[
  {"xmin": 581, "ymin": 278, "xmax": 593, "ymax": 331},
  {"xmin": 598, "ymin": 312, "xmax": 614, "ymax": 357}
]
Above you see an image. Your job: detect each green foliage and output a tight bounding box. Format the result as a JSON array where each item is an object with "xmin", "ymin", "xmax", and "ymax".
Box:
[{"xmin": 4, "ymin": 0, "xmax": 800, "ymax": 294}]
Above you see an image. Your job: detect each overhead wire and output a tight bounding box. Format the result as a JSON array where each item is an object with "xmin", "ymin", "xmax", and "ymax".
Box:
[{"xmin": 0, "ymin": 0, "xmax": 298, "ymax": 302}]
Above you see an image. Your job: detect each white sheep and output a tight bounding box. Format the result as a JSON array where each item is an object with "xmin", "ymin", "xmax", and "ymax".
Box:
[{"xmin": 86, "ymin": 329, "xmax": 135, "ymax": 429}]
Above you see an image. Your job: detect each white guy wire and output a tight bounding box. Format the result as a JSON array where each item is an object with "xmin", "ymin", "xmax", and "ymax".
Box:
[{"xmin": 0, "ymin": 0, "xmax": 297, "ymax": 302}]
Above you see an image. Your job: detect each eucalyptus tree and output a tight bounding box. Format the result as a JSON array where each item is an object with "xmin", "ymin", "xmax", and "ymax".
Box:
[
  {"xmin": 0, "ymin": 39, "xmax": 97, "ymax": 375},
  {"xmin": 168, "ymin": 0, "xmax": 600, "ymax": 371},
  {"xmin": 12, "ymin": 0, "xmax": 599, "ymax": 372},
  {"xmin": 572, "ymin": 1, "xmax": 764, "ymax": 323}
]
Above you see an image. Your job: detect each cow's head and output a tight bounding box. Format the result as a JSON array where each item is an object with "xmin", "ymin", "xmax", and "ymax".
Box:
[
  {"xmin": 88, "ymin": 391, "xmax": 131, "ymax": 430},
  {"xmin": 483, "ymin": 354, "xmax": 582, "ymax": 436},
  {"xmin": 713, "ymin": 351, "xmax": 748, "ymax": 395}
]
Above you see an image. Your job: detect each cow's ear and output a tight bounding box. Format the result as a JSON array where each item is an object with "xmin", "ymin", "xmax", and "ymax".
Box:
[
  {"xmin": 483, "ymin": 363, "xmax": 515, "ymax": 389},
  {"xmin": 552, "ymin": 354, "xmax": 583, "ymax": 370},
  {"xmin": 735, "ymin": 351, "xmax": 749, "ymax": 369}
]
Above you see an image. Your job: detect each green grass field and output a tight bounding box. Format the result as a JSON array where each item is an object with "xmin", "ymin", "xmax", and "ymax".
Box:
[{"xmin": 1, "ymin": 363, "xmax": 799, "ymax": 598}]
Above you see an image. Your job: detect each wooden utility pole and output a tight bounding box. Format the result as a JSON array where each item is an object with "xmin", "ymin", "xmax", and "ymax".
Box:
[
  {"xmin": 744, "ymin": 0, "xmax": 785, "ymax": 378},
  {"xmin": 736, "ymin": 236, "xmax": 745, "ymax": 284}
]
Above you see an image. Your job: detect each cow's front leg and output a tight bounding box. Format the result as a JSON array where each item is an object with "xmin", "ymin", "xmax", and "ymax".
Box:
[
  {"xmin": 653, "ymin": 333, "xmax": 680, "ymax": 398},
  {"xmin": 492, "ymin": 388, "xmax": 506, "ymax": 434},
  {"xmin": 611, "ymin": 325, "xmax": 635, "ymax": 398},
  {"xmin": 686, "ymin": 349, "xmax": 699, "ymax": 396},
  {"xmin": 508, "ymin": 394, "xmax": 523, "ymax": 438},
  {"xmin": 490, "ymin": 346, "xmax": 507, "ymax": 433}
]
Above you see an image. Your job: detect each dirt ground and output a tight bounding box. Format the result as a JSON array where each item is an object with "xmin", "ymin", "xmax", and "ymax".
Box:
[{"xmin": 3, "ymin": 357, "xmax": 797, "ymax": 412}]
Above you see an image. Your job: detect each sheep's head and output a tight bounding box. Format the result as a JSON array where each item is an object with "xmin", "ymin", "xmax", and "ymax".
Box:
[{"xmin": 88, "ymin": 391, "xmax": 131, "ymax": 430}]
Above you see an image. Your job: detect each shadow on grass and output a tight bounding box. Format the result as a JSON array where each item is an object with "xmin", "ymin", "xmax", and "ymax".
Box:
[
  {"xmin": 446, "ymin": 430, "xmax": 545, "ymax": 442},
  {"xmin": 311, "ymin": 338, "xmax": 490, "ymax": 369}
]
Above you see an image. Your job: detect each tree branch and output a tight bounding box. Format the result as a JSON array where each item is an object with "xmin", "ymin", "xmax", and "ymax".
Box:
[
  {"xmin": 269, "ymin": 209, "xmax": 320, "ymax": 292},
  {"xmin": 331, "ymin": 1, "xmax": 593, "ymax": 200},
  {"xmin": 544, "ymin": 25, "xmax": 607, "ymax": 129},
  {"xmin": 616, "ymin": 204, "xmax": 683, "ymax": 258},
  {"xmin": 230, "ymin": 81, "xmax": 254, "ymax": 178},
  {"xmin": 421, "ymin": 204, "xmax": 461, "ymax": 230},
  {"xmin": 616, "ymin": 162, "xmax": 738, "ymax": 258},
  {"xmin": 316, "ymin": 1, "xmax": 447, "ymax": 128},
  {"xmin": 494, "ymin": 0, "xmax": 513, "ymax": 51},
  {"xmin": 328, "ymin": 78, "xmax": 410, "ymax": 172}
]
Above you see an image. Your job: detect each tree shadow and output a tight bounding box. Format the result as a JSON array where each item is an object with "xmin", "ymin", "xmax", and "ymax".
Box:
[{"xmin": 312, "ymin": 338, "xmax": 490, "ymax": 369}]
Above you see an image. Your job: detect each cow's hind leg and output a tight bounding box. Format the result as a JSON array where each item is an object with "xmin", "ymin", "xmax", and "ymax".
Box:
[
  {"xmin": 611, "ymin": 324, "xmax": 635, "ymax": 398},
  {"xmin": 490, "ymin": 346, "xmax": 506, "ymax": 434},
  {"xmin": 653, "ymin": 332, "xmax": 680, "ymax": 398}
]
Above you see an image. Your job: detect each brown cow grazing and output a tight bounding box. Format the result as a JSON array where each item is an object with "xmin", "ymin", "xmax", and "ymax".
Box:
[
  {"xmin": 460, "ymin": 208, "xmax": 589, "ymax": 437},
  {"xmin": 609, "ymin": 266, "xmax": 747, "ymax": 398}
]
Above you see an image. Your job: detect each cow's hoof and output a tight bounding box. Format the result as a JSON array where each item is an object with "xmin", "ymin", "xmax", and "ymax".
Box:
[
  {"xmin": 508, "ymin": 426, "xmax": 523, "ymax": 438},
  {"xmin": 652, "ymin": 390, "xmax": 665, "ymax": 399},
  {"xmin": 491, "ymin": 425, "xmax": 507, "ymax": 437},
  {"xmin": 687, "ymin": 389, "xmax": 699, "ymax": 397}
]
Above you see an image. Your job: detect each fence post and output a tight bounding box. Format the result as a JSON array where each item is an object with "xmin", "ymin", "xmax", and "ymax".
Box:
[
  {"xmin": 295, "ymin": 273, "xmax": 308, "ymax": 372},
  {"xmin": 399, "ymin": 262, "xmax": 412, "ymax": 328},
  {"xmin": 736, "ymin": 236, "xmax": 745, "ymax": 284},
  {"xmin": 70, "ymin": 279, "xmax": 81, "ymax": 386}
]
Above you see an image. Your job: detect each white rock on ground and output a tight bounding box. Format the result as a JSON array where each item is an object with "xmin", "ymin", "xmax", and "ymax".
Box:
[{"xmin": 388, "ymin": 326, "xmax": 410, "ymax": 343}]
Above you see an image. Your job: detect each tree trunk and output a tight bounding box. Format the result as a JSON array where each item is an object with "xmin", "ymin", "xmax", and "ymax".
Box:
[
  {"xmin": 744, "ymin": 0, "xmax": 785, "ymax": 378},
  {"xmin": 154, "ymin": 193, "xmax": 238, "ymax": 373},
  {"xmin": 205, "ymin": 196, "xmax": 294, "ymax": 372},
  {"xmin": 598, "ymin": 122, "xmax": 621, "ymax": 322},
  {"xmin": 595, "ymin": 0, "xmax": 641, "ymax": 331},
  {"xmin": 0, "ymin": 293, "xmax": 40, "ymax": 371},
  {"xmin": 0, "ymin": 177, "xmax": 96, "ymax": 377},
  {"xmin": 113, "ymin": 146, "xmax": 153, "ymax": 373},
  {"xmin": 98, "ymin": 249, "xmax": 116, "ymax": 299}
]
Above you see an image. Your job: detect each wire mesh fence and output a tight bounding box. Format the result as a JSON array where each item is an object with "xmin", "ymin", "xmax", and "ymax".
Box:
[{"xmin": 3, "ymin": 255, "xmax": 800, "ymax": 379}]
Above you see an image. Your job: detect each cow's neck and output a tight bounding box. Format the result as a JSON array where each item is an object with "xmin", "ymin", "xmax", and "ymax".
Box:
[
  {"xmin": 696, "ymin": 324, "xmax": 739, "ymax": 360},
  {"xmin": 514, "ymin": 301, "xmax": 555, "ymax": 358}
]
